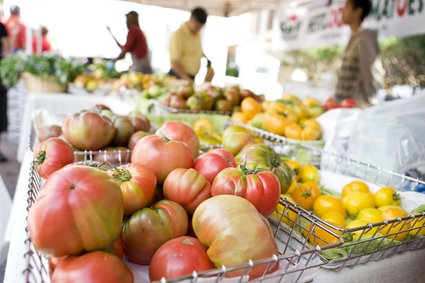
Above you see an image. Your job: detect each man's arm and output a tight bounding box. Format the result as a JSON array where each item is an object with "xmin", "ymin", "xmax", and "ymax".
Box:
[
  {"xmin": 170, "ymin": 60, "xmax": 192, "ymax": 80},
  {"xmin": 115, "ymin": 29, "xmax": 136, "ymax": 61}
]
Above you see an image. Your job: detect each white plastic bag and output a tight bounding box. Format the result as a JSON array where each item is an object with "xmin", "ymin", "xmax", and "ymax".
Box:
[{"xmin": 346, "ymin": 94, "xmax": 425, "ymax": 185}]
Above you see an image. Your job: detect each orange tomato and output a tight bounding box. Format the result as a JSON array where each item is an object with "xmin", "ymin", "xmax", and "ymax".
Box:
[
  {"xmin": 305, "ymin": 211, "xmax": 345, "ymax": 247},
  {"xmin": 284, "ymin": 120, "xmax": 321, "ymax": 141},
  {"xmin": 241, "ymin": 97, "xmax": 262, "ymax": 120},
  {"xmin": 302, "ymin": 97, "xmax": 322, "ymax": 108},
  {"xmin": 267, "ymin": 102, "xmax": 298, "ymax": 123},
  {"xmin": 341, "ymin": 181, "xmax": 370, "ymax": 198},
  {"xmin": 313, "ymin": 195, "xmax": 347, "ymax": 218},
  {"xmin": 278, "ymin": 97, "xmax": 309, "ymax": 120},
  {"xmin": 231, "ymin": 112, "xmax": 249, "ymax": 124},
  {"xmin": 284, "ymin": 160, "xmax": 302, "ymax": 181},
  {"xmin": 291, "ymin": 181, "xmax": 321, "ymax": 211},
  {"xmin": 380, "ymin": 207, "xmax": 410, "ymax": 241},
  {"xmin": 263, "ymin": 111, "xmax": 290, "ymax": 136}
]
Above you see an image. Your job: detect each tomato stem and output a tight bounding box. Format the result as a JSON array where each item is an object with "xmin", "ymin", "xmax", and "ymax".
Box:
[
  {"xmin": 157, "ymin": 131, "xmax": 170, "ymax": 142},
  {"xmin": 35, "ymin": 150, "xmax": 46, "ymax": 165},
  {"xmin": 112, "ymin": 168, "xmax": 132, "ymax": 183}
]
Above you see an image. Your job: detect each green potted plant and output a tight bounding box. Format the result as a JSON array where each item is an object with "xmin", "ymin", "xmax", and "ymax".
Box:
[{"xmin": 0, "ymin": 53, "xmax": 87, "ymax": 93}]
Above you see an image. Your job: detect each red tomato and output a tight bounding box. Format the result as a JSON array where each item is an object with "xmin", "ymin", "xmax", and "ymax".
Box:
[
  {"xmin": 52, "ymin": 251, "xmax": 133, "ymax": 283},
  {"xmin": 34, "ymin": 137, "xmax": 74, "ymax": 179},
  {"xmin": 323, "ymin": 98, "xmax": 340, "ymax": 111},
  {"xmin": 127, "ymin": 130, "xmax": 149, "ymax": 150},
  {"xmin": 340, "ymin": 98, "xmax": 358, "ymax": 108},
  {"xmin": 164, "ymin": 168, "xmax": 211, "ymax": 214},
  {"xmin": 109, "ymin": 163, "xmax": 157, "ymax": 215},
  {"xmin": 149, "ymin": 236, "xmax": 215, "ymax": 281},
  {"xmin": 194, "ymin": 148, "xmax": 236, "ymax": 184},
  {"xmin": 156, "ymin": 120, "xmax": 200, "ymax": 158},
  {"xmin": 28, "ymin": 165, "xmax": 123, "ymax": 257},
  {"xmin": 122, "ymin": 200, "xmax": 188, "ymax": 264},
  {"xmin": 211, "ymin": 166, "xmax": 280, "ymax": 217},
  {"xmin": 62, "ymin": 110, "xmax": 115, "ymax": 150},
  {"xmin": 192, "ymin": 195, "xmax": 278, "ymax": 279},
  {"xmin": 131, "ymin": 135, "xmax": 193, "ymax": 183}
]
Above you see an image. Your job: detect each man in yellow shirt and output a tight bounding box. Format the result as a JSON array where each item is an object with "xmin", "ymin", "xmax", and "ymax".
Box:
[{"xmin": 169, "ymin": 7, "xmax": 212, "ymax": 81}]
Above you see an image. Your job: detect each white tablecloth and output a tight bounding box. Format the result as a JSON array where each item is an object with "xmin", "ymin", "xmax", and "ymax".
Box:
[
  {"xmin": 0, "ymin": 175, "xmax": 11, "ymax": 246},
  {"xmin": 4, "ymin": 152, "xmax": 425, "ymax": 283},
  {"xmin": 17, "ymin": 92, "xmax": 134, "ymax": 163}
]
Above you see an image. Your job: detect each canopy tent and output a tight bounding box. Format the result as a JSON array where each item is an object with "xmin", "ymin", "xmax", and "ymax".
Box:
[{"xmin": 126, "ymin": 0, "xmax": 285, "ymax": 17}]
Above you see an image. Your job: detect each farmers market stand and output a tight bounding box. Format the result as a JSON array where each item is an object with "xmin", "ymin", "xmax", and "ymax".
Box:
[
  {"xmin": 3, "ymin": 151, "xmax": 425, "ymax": 283},
  {"xmin": 17, "ymin": 92, "xmax": 134, "ymax": 163}
]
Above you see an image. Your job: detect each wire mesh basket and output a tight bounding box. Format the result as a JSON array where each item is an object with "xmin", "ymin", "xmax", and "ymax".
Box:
[
  {"xmin": 23, "ymin": 162, "xmax": 344, "ymax": 283},
  {"xmin": 227, "ymin": 121, "xmax": 425, "ymax": 270}
]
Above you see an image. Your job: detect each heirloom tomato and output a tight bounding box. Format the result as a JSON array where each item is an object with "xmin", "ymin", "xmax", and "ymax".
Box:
[
  {"xmin": 211, "ymin": 165, "xmax": 280, "ymax": 217},
  {"xmin": 109, "ymin": 163, "xmax": 157, "ymax": 215},
  {"xmin": 241, "ymin": 97, "xmax": 262, "ymax": 120},
  {"xmin": 62, "ymin": 110, "xmax": 115, "ymax": 150},
  {"xmin": 236, "ymin": 143, "xmax": 294, "ymax": 194},
  {"xmin": 122, "ymin": 200, "xmax": 188, "ymax": 264},
  {"xmin": 131, "ymin": 135, "xmax": 193, "ymax": 183},
  {"xmin": 192, "ymin": 195, "xmax": 279, "ymax": 279},
  {"xmin": 149, "ymin": 236, "xmax": 215, "ymax": 281},
  {"xmin": 299, "ymin": 164, "xmax": 320, "ymax": 183},
  {"xmin": 222, "ymin": 126, "xmax": 254, "ymax": 155},
  {"xmin": 163, "ymin": 168, "xmax": 211, "ymax": 214},
  {"xmin": 194, "ymin": 148, "xmax": 236, "ymax": 184},
  {"xmin": 264, "ymin": 111, "xmax": 290, "ymax": 136},
  {"xmin": 284, "ymin": 119, "xmax": 321, "ymax": 141},
  {"xmin": 156, "ymin": 120, "xmax": 200, "ymax": 158},
  {"xmin": 34, "ymin": 137, "xmax": 74, "ymax": 179},
  {"xmin": 285, "ymin": 160, "xmax": 302, "ymax": 181},
  {"xmin": 111, "ymin": 116, "xmax": 134, "ymax": 147},
  {"xmin": 52, "ymin": 251, "xmax": 133, "ymax": 283},
  {"xmin": 305, "ymin": 211, "xmax": 345, "ymax": 247},
  {"xmin": 28, "ymin": 165, "xmax": 123, "ymax": 257}
]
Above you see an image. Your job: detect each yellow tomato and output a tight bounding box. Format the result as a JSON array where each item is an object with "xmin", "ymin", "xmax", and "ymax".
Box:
[
  {"xmin": 374, "ymin": 187, "xmax": 401, "ymax": 207},
  {"xmin": 192, "ymin": 117, "xmax": 216, "ymax": 135},
  {"xmin": 341, "ymin": 181, "xmax": 370, "ymax": 198},
  {"xmin": 342, "ymin": 191, "xmax": 375, "ymax": 217},
  {"xmin": 267, "ymin": 102, "xmax": 298, "ymax": 123},
  {"xmin": 291, "ymin": 181, "xmax": 321, "ymax": 211},
  {"xmin": 272, "ymin": 194, "xmax": 298, "ymax": 227},
  {"xmin": 300, "ymin": 164, "xmax": 320, "ymax": 183},
  {"xmin": 284, "ymin": 119, "xmax": 321, "ymax": 141},
  {"xmin": 410, "ymin": 217, "xmax": 425, "ymax": 236},
  {"xmin": 346, "ymin": 219, "xmax": 378, "ymax": 240},
  {"xmin": 262, "ymin": 100, "xmax": 272, "ymax": 112},
  {"xmin": 284, "ymin": 160, "xmax": 302, "ymax": 181},
  {"xmin": 264, "ymin": 111, "xmax": 290, "ymax": 136},
  {"xmin": 356, "ymin": 208, "xmax": 384, "ymax": 223},
  {"xmin": 302, "ymin": 96, "xmax": 322, "ymax": 108},
  {"xmin": 231, "ymin": 112, "xmax": 249, "ymax": 124},
  {"xmin": 322, "ymin": 211, "xmax": 346, "ymax": 228},
  {"xmin": 313, "ymin": 195, "xmax": 347, "ymax": 218},
  {"xmin": 380, "ymin": 207, "xmax": 410, "ymax": 241},
  {"xmin": 241, "ymin": 97, "xmax": 262, "ymax": 120}
]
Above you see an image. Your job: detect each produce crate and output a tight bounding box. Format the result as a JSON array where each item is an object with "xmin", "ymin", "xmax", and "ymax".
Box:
[
  {"xmin": 227, "ymin": 121, "xmax": 425, "ymax": 270},
  {"xmin": 23, "ymin": 161, "xmax": 344, "ymax": 283}
]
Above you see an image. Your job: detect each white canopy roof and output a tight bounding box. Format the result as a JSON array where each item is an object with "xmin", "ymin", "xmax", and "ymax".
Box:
[{"xmin": 126, "ymin": 0, "xmax": 286, "ymax": 17}]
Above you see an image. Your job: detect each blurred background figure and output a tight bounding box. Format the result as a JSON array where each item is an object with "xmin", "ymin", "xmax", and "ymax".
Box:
[
  {"xmin": 113, "ymin": 11, "xmax": 152, "ymax": 74},
  {"xmin": 168, "ymin": 7, "xmax": 213, "ymax": 81},
  {"xmin": 0, "ymin": 16, "xmax": 9, "ymax": 161},
  {"xmin": 334, "ymin": 0, "xmax": 385, "ymax": 107},
  {"xmin": 4, "ymin": 5, "xmax": 26, "ymax": 52},
  {"xmin": 32, "ymin": 26, "xmax": 52, "ymax": 54}
]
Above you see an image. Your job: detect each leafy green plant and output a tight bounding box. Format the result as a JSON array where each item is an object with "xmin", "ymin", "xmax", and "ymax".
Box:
[{"xmin": 0, "ymin": 53, "xmax": 87, "ymax": 88}]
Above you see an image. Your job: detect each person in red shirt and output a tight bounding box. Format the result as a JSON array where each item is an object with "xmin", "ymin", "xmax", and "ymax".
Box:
[
  {"xmin": 5, "ymin": 5, "xmax": 26, "ymax": 52},
  {"xmin": 32, "ymin": 27, "xmax": 52, "ymax": 54},
  {"xmin": 114, "ymin": 11, "xmax": 152, "ymax": 74}
]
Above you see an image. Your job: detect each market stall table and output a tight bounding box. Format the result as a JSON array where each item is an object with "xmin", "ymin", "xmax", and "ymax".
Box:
[
  {"xmin": 3, "ymin": 151, "xmax": 425, "ymax": 282},
  {"xmin": 17, "ymin": 92, "xmax": 134, "ymax": 163}
]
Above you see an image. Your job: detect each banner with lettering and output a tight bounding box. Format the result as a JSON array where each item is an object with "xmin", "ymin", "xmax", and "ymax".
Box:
[{"xmin": 272, "ymin": 0, "xmax": 425, "ymax": 51}]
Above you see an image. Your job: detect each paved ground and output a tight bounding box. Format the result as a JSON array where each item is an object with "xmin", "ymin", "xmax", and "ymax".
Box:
[{"xmin": 0, "ymin": 135, "xmax": 20, "ymax": 199}]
